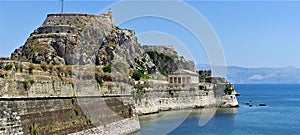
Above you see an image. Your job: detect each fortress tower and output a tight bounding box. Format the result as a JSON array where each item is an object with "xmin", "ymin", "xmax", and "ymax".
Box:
[{"xmin": 108, "ymin": 8, "xmax": 114, "ymax": 23}]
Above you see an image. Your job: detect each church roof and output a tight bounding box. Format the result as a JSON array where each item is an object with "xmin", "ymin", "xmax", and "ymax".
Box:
[{"xmin": 171, "ymin": 69, "xmax": 198, "ymax": 76}]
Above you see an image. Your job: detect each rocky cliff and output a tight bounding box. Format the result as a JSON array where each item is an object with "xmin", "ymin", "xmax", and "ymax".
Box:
[
  {"xmin": 145, "ymin": 49, "xmax": 195, "ymax": 75},
  {"xmin": 11, "ymin": 12, "xmax": 157, "ymax": 78}
]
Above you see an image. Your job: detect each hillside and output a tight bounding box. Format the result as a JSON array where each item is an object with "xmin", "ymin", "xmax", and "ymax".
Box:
[{"xmin": 197, "ymin": 64, "xmax": 300, "ymax": 84}]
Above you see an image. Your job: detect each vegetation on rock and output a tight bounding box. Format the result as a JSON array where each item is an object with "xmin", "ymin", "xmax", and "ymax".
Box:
[
  {"xmin": 103, "ymin": 65, "xmax": 112, "ymax": 73},
  {"xmin": 132, "ymin": 68, "xmax": 150, "ymax": 81},
  {"xmin": 0, "ymin": 72, "xmax": 4, "ymax": 78},
  {"xmin": 224, "ymin": 86, "xmax": 234, "ymax": 95},
  {"xmin": 4, "ymin": 64, "xmax": 13, "ymax": 71},
  {"xmin": 23, "ymin": 81, "xmax": 29, "ymax": 90}
]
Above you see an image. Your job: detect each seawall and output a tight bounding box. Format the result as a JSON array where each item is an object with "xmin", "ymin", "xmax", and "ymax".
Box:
[
  {"xmin": 0, "ymin": 96, "xmax": 139, "ymax": 134},
  {"xmin": 0, "ymin": 61, "xmax": 140, "ymax": 134},
  {"xmin": 134, "ymin": 85, "xmax": 239, "ymax": 115}
]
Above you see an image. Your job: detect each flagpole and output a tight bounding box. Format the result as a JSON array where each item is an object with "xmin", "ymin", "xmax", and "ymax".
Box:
[{"xmin": 61, "ymin": 0, "xmax": 64, "ymax": 13}]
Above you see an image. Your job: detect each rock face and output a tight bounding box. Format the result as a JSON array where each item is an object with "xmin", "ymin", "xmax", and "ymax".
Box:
[
  {"xmin": 11, "ymin": 11, "xmax": 196, "ymax": 78},
  {"xmin": 11, "ymin": 13, "xmax": 114, "ymax": 65},
  {"xmin": 96, "ymin": 27, "xmax": 156, "ymax": 73},
  {"xmin": 11, "ymin": 12, "xmax": 157, "ymax": 76},
  {"xmin": 145, "ymin": 49, "xmax": 195, "ymax": 74}
]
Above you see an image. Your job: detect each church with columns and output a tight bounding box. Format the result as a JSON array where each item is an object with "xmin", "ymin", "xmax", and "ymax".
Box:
[{"xmin": 168, "ymin": 69, "xmax": 199, "ymax": 85}]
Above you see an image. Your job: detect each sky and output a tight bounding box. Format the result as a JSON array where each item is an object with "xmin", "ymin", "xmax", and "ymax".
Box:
[{"xmin": 0, "ymin": 0, "xmax": 300, "ymax": 68}]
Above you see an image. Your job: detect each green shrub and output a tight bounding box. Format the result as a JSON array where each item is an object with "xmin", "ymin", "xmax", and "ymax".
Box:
[
  {"xmin": 4, "ymin": 64, "xmax": 13, "ymax": 71},
  {"xmin": 29, "ymin": 123, "xmax": 37, "ymax": 135},
  {"xmin": 23, "ymin": 81, "xmax": 29, "ymax": 90},
  {"xmin": 30, "ymin": 80, "xmax": 35, "ymax": 84},
  {"xmin": 74, "ymin": 108, "xmax": 79, "ymax": 116},
  {"xmin": 0, "ymin": 72, "xmax": 4, "ymax": 78},
  {"xmin": 224, "ymin": 87, "xmax": 234, "ymax": 95},
  {"xmin": 132, "ymin": 71, "xmax": 142, "ymax": 81},
  {"xmin": 95, "ymin": 73, "xmax": 104, "ymax": 87},
  {"xmin": 161, "ymin": 71, "xmax": 168, "ymax": 77},
  {"xmin": 103, "ymin": 65, "xmax": 112, "ymax": 73},
  {"xmin": 131, "ymin": 68, "xmax": 150, "ymax": 81},
  {"xmin": 71, "ymin": 97, "xmax": 76, "ymax": 105}
]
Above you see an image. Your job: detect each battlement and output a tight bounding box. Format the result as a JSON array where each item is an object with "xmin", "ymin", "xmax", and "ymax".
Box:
[
  {"xmin": 46, "ymin": 12, "xmax": 111, "ymax": 20},
  {"xmin": 47, "ymin": 13, "xmax": 99, "ymax": 17},
  {"xmin": 142, "ymin": 45, "xmax": 177, "ymax": 55},
  {"xmin": 43, "ymin": 11, "xmax": 115, "ymax": 27},
  {"xmin": 0, "ymin": 57, "xmax": 10, "ymax": 61},
  {"xmin": 34, "ymin": 25, "xmax": 77, "ymax": 34}
]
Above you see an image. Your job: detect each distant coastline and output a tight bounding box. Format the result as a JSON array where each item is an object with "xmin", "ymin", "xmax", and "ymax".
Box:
[{"xmin": 197, "ymin": 64, "xmax": 300, "ymax": 84}]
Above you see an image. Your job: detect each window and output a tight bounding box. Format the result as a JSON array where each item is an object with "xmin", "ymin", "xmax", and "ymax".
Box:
[{"xmin": 169, "ymin": 77, "xmax": 173, "ymax": 83}]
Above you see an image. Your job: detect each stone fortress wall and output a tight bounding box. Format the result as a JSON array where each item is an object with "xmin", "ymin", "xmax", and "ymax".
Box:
[
  {"xmin": 142, "ymin": 45, "xmax": 178, "ymax": 55},
  {"xmin": 43, "ymin": 13, "xmax": 114, "ymax": 27},
  {"xmin": 0, "ymin": 60, "xmax": 139, "ymax": 134},
  {"xmin": 34, "ymin": 25, "xmax": 78, "ymax": 35},
  {"xmin": 0, "ymin": 96, "xmax": 139, "ymax": 135},
  {"xmin": 33, "ymin": 12, "xmax": 114, "ymax": 35}
]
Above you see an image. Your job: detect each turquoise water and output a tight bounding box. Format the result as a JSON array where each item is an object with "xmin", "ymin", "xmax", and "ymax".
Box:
[{"xmin": 133, "ymin": 84, "xmax": 300, "ymax": 135}]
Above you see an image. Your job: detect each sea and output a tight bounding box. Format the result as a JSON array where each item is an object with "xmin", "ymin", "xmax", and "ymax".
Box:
[{"xmin": 132, "ymin": 84, "xmax": 300, "ymax": 135}]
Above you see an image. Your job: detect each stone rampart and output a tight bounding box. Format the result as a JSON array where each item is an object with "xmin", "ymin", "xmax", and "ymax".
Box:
[
  {"xmin": 0, "ymin": 96, "xmax": 138, "ymax": 134},
  {"xmin": 34, "ymin": 26, "xmax": 77, "ymax": 35}
]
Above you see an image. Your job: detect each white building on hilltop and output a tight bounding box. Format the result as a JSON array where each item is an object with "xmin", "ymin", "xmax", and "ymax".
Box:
[{"xmin": 168, "ymin": 69, "xmax": 199, "ymax": 85}]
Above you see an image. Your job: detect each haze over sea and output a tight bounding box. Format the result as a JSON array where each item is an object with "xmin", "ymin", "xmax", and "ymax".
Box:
[{"xmin": 133, "ymin": 84, "xmax": 300, "ymax": 135}]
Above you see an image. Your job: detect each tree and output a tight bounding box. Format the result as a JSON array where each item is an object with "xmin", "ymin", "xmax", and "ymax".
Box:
[
  {"xmin": 103, "ymin": 65, "xmax": 112, "ymax": 73},
  {"xmin": 4, "ymin": 64, "xmax": 12, "ymax": 71}
]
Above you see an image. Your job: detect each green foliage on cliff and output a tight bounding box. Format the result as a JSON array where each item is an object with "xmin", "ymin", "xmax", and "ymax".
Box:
[
  {"xmin": 103, "ymin": 65, "xmax": 112, "ymax": 73},
  {"xmin": 132, "ymin": 68, "xmax": 150, "ymax": 81},
  {"xmin": 71, "ymin": 97, "xmax": 76, "ymax": 105},
  {"xmin": 30, "ymin": 79, "xmax": 35, "ymax": 84},
  {"xmin": 145, "ymin": 50, "xmax": 177, "ymax": 76},
  {"xmin": 95, "ymin": 73, "xmax": 104, "ymax": 87},
  {"xmin": 4, "ymin": 64, "xmax": 13, "ymax": 71},
  {"xmin": 224, "ymin": 87, "xmax": 234, "ymax": 95},
  {"xmin": 0, "ymin": 72, "xmax": 4, "ymax": 78},
  {"xmin": 74, "ymin": 108, "xmax": 79, "ymax": 116},
  {"xmin": 23, "ymin": 81, "xmax": 29, "ymax": 90},
  {"xmin": 161, "ymin": 71, "xmax": 168, "ymax": 77},
  {"xmin": 29, "ymin": 123, "xmax": 37, "ymax": 135}
]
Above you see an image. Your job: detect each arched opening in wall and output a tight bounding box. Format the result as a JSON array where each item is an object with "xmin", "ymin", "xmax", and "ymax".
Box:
[
  {"xmin": 56, "ymin": 31, "xmax": 59, "ymax": 33},
  {"xmin": 67, "ymin": 31, "xmax": 71, "ymax": 33},
  {"xmin": 45, "ymin": 31, "xmax": 49, "ymax": 34}
]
